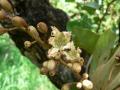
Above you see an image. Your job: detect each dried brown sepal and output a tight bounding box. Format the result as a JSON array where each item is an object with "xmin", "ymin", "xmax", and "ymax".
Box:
[
  {"xmin": 37, "ymin": 22, "xmax": 48, "ymax": 33},
  {"xmin": 11, "ymin": 16, "xmax": 28, "ymax": 29},
  {"xmin": 0, "ymin": 0, "xmax": 13, "ymax": 13}
]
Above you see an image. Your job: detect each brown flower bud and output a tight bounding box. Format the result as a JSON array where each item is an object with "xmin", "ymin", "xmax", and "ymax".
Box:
[
  {"xmin": 72, "ymin": 63, "xmax": 81, "ymax": 73},
  {"xmin": 47, "ymin": 60, "xmax": 56, "ymax": 71},
  {"xmin": 37, "ymin": 22, "xmax": 48, "ymax": 33},
  {"xmin": 0, "ymin": 9, "xmax": 7, "ymax": 20},
  {"xmin": 11, "ymin": 16, "xmax": 28, "ymax": 29},
  {"xmin": 0, "ymin": 27, "xmax": 8, "ymax": 35},
  {"xmin": 28, "ymin": 26, "xmax": 39, "ymax": 38},
  {"xmin": 0, "ymin": 0, "xmax": 13, "ymax": 13}
]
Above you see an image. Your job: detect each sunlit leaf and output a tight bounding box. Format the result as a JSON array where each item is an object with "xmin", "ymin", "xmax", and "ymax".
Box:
[
  {"xmin": 89, "ymin": 30, "xmax": 117, "ymax": 76},
  {"xmin": 67, "ymin": 21, "xmax": 99, "ymax": 53}
]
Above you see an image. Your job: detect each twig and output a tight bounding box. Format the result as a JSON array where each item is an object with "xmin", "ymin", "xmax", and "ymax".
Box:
[{"xmin": 96, "ymin": 0, "xmax": 116, "ymax": 32}]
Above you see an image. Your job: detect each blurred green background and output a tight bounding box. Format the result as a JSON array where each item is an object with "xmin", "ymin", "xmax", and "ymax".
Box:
[{"xmin": 0, "ymin": 34, "xmax": 57, "ymax": 90}]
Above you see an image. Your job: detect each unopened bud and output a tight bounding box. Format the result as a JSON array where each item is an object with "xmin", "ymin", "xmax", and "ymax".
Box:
[
  {"xmin": 67, "ymin": 63, "xmax": 72, "ymax": 68},
  {"xmin": 72, "ymin": 63, "xmax": 81, "ymax": 73},
  {"xmin": 76, "ymin": 82, "xmax": 82, "ymax": 89},
  {"xmin": 11, "ymin": 16, "xmax": 28, "ymax": 29},
  {"xmin": 37, "ymin": 22, "xmax": 48, "ymax": 33},
  {"xmin": 83, "ymin": 73, "xmax": 89, "ymax": 79},
  {"xmin": 43, "ymin": 61, "xmax": 48, "ymax": 67},
  {"xmin": 28, "ymin": 26, "xmax": 39, "ymax": 38},
  {"xmin": 47, "ymin": 60, "xmax": 56, "ymax": 71},
  {"xmin": 0, "ymin": 0, "xmax": 13, "ymax": 13},
  {"xmin": 24, "ymin": 41, "xmax": 32, "ymax": 48},
  {"xmin": 82, "ymin": 80, "xmax": 93, "ymax": 90}
]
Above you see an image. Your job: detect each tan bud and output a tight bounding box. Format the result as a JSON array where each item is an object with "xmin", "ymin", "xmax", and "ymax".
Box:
[
  {"xmin": 0, "ymin": 27, "xmax": 8, "ymax": 35},
  {"xmin": 37, "ymin": 22, "xmax": 48, "ymax": 33},
  {"xmin": 0, "ymin": 0, "xmax": 13, "ymax": 13},
  {"xmin": 24, "ymin": 41, "xmax": 32, "ymax": 48},
  {"xmin": 11, "ymin": 16, "xmax": 28, "ymax": 29},
  {"xmin": 43, "ymin": 61, "xmax": 48, "ymax": 67},
  {"xmin": 76, "ymin": 82, "xmax": 82, "ymax": 89},
  {"xmin": 83, "ymin": 73, "xmax": 89, "ymax": 80},
  {"xmin": 82, "ymin": 80, "xmax": 93, "ymax": 90},
  {"xmin": 67, "ymin": 63, "xmax": 72, "ymax": 68},
  {"xmin": 47, "ymin": 60, "xmax": 56, "ymax": 70},
  {"xmin": 72, "ymin": 63, "xmax": 81, "ymax": 73},
  {"xmin": 0, "ymin": 9, "xmax": 7, "ymax": 20},
  {"xmin": 28, "ymin": 26, "xmax": 40, "ymax": 38}
]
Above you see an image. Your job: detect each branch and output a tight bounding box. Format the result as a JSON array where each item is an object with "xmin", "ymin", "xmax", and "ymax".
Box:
[{"xmin": 96, "ymin": 0, "xmax": 116, "ymax": 32}]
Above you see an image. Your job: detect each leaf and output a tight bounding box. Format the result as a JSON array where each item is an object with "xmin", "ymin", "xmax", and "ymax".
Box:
[
  {"xmin": 90, "ymin": 47, "xmax": 120, "ymax": 90},
  {"xmin": 66, "ymin": 0, "xmax": 75, "ymax": 2},
  {"xmin": 89, "ymin": 30, "xmax": 117, "ymax": 76},
  {"xmin": 67, "ymin": 21, "xmax": 99, "ymax": 53}
]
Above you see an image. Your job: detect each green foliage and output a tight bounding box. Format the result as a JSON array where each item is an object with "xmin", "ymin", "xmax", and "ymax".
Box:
[
  {"xmin": 91, "ymin": 47, "xmax": 120, "ymax": 90},
  {"xmin": 89, "ymin": 30, "xmax": 117, "ymax": 75},
  {"xmin": 67, "ymin": 21, "xmax": 100, "ymax": 53},
  {"xmin": 0, "ymin": 34, "xmax": 57, "ymax": 90}
]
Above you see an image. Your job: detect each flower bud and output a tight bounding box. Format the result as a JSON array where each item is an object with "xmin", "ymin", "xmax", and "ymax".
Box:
[
  {"xmin": 72, "ymin": 63, "xmax": 81, "ymax": 73},
  {"xmin": 28, "ymin": 26, "xmax": 39, "ymax": 38},
  {"xmin": 43, "ymin": 61, "xmax": 48, "ymax": 67},
  {"xmin": 24, "ymin": 41, "xmax": 32, "ymax": 48},
  {"xmin": 82, "ymin": 80, "xmax": 93, "ymax": 90},
  {"xmin": 0, "ymin": 0, "xmax": 13, "ymax": 13},
  {"xmin": 47, "ymin": 60, "xmax": 56, "ymax": 71},
  {"xmin": 67, "ymin": 63, "xmax": 72, "ymax": 68},
  {"xmin": 11, "ymin": 16, "xmax": 28, "ymax": 29},
  {"xmin": 37, "ymin": 22, "xmax": 48, "ymax": 33},
  {"xmin": 76, "ymin": 82, "xmax": 82, "ymax": 89},
  {"xmin": 83, "ymin": 73, "xmax": 89, "ymax": 79},
  {"xmin": 0, "ymin": 9, "xmax": 7, "ymax": 20}
]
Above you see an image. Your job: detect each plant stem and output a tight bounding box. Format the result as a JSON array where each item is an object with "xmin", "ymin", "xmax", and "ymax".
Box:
[{"xmin": 96, "ymin": 0, "xmax": 116, "ymax": 32}]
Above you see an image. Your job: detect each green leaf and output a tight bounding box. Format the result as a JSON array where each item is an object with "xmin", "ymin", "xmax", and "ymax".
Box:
[
  {"xmin": 90, "ymin": 47, "xmax": 120, "ymax": 90},
  {"xmin": 67, "ymin": 21, "xmax": 99, "ymax": 53},
  {"xmin": 66, "ymin": 0, "xmax": 75, "ymax": 2},
  {"xmin": 89, "ymin": 30, "xmax": 117, "ymax": 76}
]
